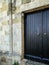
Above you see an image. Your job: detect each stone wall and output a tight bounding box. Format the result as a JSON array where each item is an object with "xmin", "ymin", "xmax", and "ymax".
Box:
[
  {"xmin": 0, "ymin": 0, "xmax": 49, "ymax": 64},
  {"xmin": 0, "ymin": 0, "xmax": 10, "ymax": 52}
]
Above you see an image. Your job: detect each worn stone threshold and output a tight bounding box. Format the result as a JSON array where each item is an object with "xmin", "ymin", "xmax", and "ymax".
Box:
[{"xmin": 20, "ymin": 59, "xmax": 48, "ymax": 65}]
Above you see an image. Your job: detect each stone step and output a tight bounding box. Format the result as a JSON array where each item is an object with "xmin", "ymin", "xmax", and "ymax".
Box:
[{"xmin": 20, "ymin": 59, "xmax": 47, "ymax": 65}]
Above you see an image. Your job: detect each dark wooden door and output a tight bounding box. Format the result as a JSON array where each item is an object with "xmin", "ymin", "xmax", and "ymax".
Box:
[
  {"xmin": 24, "ymin": 11, "xmax": 43, "ymax": 59},
  {"xmin": 24, "ymin": 9, "xmax": 49, "ymax": 61},
  {"xmin": 42, "ymin": 9, "xmax": 49, "ymax": 59}
]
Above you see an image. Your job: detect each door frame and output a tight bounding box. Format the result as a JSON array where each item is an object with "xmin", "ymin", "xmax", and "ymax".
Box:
[{"xmin": 21, "ymin": 5, "xmax": 49, "ymax": 64}]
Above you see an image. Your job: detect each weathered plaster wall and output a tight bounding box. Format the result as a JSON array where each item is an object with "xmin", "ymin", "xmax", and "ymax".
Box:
[
  {"xmin": 0, "ymin": 0, "xmax": 10, "ymax": 52},
  {"xmin": 0, "ymin": 0, "xmax": 49, "ymax": 64}
]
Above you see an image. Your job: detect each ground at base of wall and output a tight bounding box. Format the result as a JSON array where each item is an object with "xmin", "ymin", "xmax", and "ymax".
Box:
[{"xmin": 0, "ymin": 60, "xmax": 48, "ymax": 65}]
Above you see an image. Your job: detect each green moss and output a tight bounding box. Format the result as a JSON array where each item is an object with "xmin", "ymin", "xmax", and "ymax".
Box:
[{"xmin": 13, "ymin": 61, "xmax": 19, "ymax": 65}]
